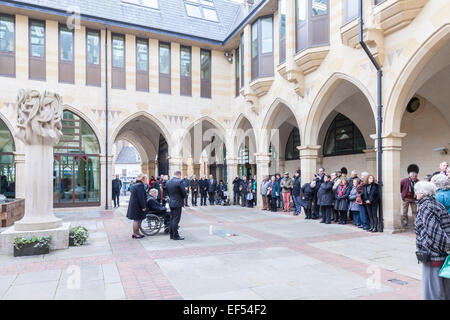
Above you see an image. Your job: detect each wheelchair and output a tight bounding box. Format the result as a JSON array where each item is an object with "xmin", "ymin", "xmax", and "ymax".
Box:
[{"xmin": 140, "ymin": 210, "xmax": 170, "ymax": 236}]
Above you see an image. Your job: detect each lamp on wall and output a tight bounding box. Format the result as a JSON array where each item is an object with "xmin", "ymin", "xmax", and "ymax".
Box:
[
  {"xmin": 224, "ymin": 51, "xmax": 233, "ymax": 63},
  {"xmin": 433, "ymin": 147, "xmax": 448, "ymax": 155}
]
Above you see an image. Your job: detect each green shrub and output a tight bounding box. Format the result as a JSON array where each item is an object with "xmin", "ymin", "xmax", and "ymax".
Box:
[
  {"xmin": 69, "ymin": 226, "xmax": 89, "ymax": 246},
  {"xmin": 14, "ymin": 235, "xmax": 52, "ymax": 250}
]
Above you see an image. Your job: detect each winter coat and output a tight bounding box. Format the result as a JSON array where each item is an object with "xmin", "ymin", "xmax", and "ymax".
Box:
[
  {"xmin": 436, "ymin": 189, "xmax": 450, "ymax": 214},
  {"xmin": 240, "ymin": 180, "xmax": 249, "ymax": 195},
  {"xmin": 348, "ymin": 186, "xmax": 360, "ymax": 212},
  {"xmin": 292, "ymin": 176, "xmax": 302, "ymax": 197},
  {"xmin": 280, "ymin": 177, "xmax": 294, "ymax": 193},
  {"xmin": 400, "ymin": 177, "xmax": 418, "ymax": 200},
  {"xmin": 199, "ymin": 179, "xmax": 208, "ymax": 194},
  {"xmin": 361, "ymin": 183, "xmax": 380, "ymax": 205},
  {"xmin": 267, "ymin": 181, "xmax": 281, "ymax": 198},
  {"xmin": 334, "ymin": 183, "xmax": 351, "ymax": 211},
  {"xmin": 260, "ymin": 180, "xmax": 270, "ymax": 196},
  {"xmin": 190, "ymin": 179, "xmax": 199, "ymax": 191},
  {"xmin": 126, "ymin": 181, "xmax": 147, "ymax": 221},
  {"xmin": 207, "ymin": 179, "xmax": 217, "ymax": 193},
  {"xmin": 146, "ymin": 194, "xmax": 166, "ymax": 213},
  {"xmin": 112, "ymin": 178, "xmax": 122, "ymax": 192},
  {"xmin": 415, "ymin": 196, "xmax": 450, "ymax": 262},
  {"xmin": 233, "ymin": 178, "xmax": 241, "ymax": 192},
  {"xmin": 166, "ymin": 177, "xmax": 187, "ymax": 208},
  {"xmin": 301, "ymin": 183, "xmax": 315, "ymax": 210},
  {"xmin": 317, "ymin": 181, "xmax": 334, "ymax": 206}
]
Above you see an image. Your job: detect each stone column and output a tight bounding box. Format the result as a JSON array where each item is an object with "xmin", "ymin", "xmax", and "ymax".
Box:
[
  {"xmin": 141, "ymin": 161, "xmax": 149, "ymax": 176},
  {"xmin": 278, "ymin": 159, "xmax": 286, "ymax": 173},
  {"xmin": 148, "ymin": 160, "xmax": 157, "ymax": 178},
  {"xmin": 168, "ymin": 156, "xmax": 183, "ymax": 175},
  {"xmin": 372, "ymin": 132, "xmax": 406, "ymax": 233},
  {"xmin": 255, "ymin": 153, "xmax": 270, "ymax": 209},
  {"xmin": 100, "ymin": 154, "xmax": 114, "ymax": 209},
  {"xmin": 13, "ymin": 152, "xmax": 25, "ymax": 199},
  {"xmin": 227, "ymin": 158, "xmax": 238, "ymax": 196},
  {"xmin": 193, "ymin": 164, "xmax": 201, "ymax": 178},
  {"xmin": 363, "ymin": 148, "xmax": 377, "ymax": 177},
  {"xmin": 299, "ymin": 145, "xmax": 321, "ymax": 184},
  {"xmin": 186, "ymin": 157, "xmax": 194, "ymax": 177}
]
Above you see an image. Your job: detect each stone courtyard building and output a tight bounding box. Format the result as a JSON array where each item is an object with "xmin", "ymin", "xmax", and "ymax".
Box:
[{"xmin": 0, "ymin": 0, "xmax": 447, "ymax": 232}]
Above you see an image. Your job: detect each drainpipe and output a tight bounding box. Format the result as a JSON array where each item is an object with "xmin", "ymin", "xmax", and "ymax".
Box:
[
  {"xmin": 105, "ymin": 24, "xmax": 109, "ymax": 210},
  {"xmin": 359, "ymin": 0, "xmax": 383, "ymax": 232}
]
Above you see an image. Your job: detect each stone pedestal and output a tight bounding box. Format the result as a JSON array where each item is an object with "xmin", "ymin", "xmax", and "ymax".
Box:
[
  {"xmin": 0, "ymin": 223, "xmax": 70, "ymax": 255},
  {"xmin": 255, "ymin": 153, "xmax": 270, "ymax": 209}
]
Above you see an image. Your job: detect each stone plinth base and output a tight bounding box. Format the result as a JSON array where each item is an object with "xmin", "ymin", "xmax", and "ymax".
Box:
[{"xmin": 0, "ymin": 222, "xmax": 70, "ymax": 255}]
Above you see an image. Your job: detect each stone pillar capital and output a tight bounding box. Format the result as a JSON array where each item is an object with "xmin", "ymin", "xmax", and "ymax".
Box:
[
  {"xmin": 227, "ymin": 158, "xmax": 239, "ymax": 166},
  {"xmin": 255, "ymin": 153, "xmax": 271, "ymax": 163},
  {"xmin": 371, "ymin": 132, "xmax": 407, "ymax": 152},
  {"xmin": 299, "ymin": 145, "xmax": 321, "ymax": 158}
]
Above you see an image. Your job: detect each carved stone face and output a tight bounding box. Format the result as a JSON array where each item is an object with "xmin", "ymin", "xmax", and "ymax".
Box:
[{"xmin": 16, "ymin": 89, "xmax": 63, "ymax": 146}]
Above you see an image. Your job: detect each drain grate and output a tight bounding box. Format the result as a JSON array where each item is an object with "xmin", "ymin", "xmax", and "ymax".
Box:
[{"xmin": 388, "ymin": 279, "xmax": 408, "ymax": 285}]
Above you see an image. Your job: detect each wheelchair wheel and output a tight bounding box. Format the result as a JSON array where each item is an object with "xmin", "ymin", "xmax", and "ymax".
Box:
[{"xmin": 140, "ymin": 214, "xmax": 162, "ymax": 236}]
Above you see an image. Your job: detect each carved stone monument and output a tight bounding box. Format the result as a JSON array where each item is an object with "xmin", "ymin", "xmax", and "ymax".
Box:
[{"xmin": 0, "ymin": 90, "xmax": 70, "ymax": 254}]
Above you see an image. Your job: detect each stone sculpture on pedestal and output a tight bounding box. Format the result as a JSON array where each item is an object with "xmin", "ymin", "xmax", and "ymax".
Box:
[{"xmin": 0, "ymin": 90, "xmax": 70, "ymax": 254}]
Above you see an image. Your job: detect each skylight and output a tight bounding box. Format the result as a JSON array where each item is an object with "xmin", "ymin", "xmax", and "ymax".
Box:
[
  {"xmin": 184, "ymin": 0, "xmax": 219, "ymax": 22},
  {"xmin": 122, "ymin": 0, "xmax": 159, "ymax": 10}
]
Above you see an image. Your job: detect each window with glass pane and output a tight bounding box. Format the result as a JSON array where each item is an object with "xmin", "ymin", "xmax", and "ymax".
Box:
[
  {"xmin": 323, "ymin": 113, "xmax": 366, "ymax": 156},
  {"xmin": 240, "ymin": 34, "xmax": 244, "ymax": 87},
  {"xmin": 312, "ymin": 0, "xmax": 327, "ymax": 16},
  {"xmin": 180, "ymin": 46, "xmax": 191, "ymax": 77},
  {"xmin": 185, "ymin": 3, "xmax": 202, "ymax": 18},
  {"xmin": 122, "ymin": 0, "xmax": 159, "ymax": 9},
  {"xmin": 136, "ymin": 40, "xmax": 148, "ymax": 72},
  {"xmin": 200, "ymin": 50, "xmax": 211, "ymax": 79},
  {"xmin": 185, "ymin": 0, "xmax": 219, "ymax": 21},
  {"xmin": 60, "ymin": 27, "xmax": 73, "ymax": 61},
  {"xmin": 297, "ymin": 0, "xmax": 306, "ymax": 22},
  {"xmin": 285, "ymin": 128, "xmax": 300, "ymax": 160},
  {"xmin": 87, "ymin": 31, "xmax": 99, "ymax": 65},
  {"xmin": 112, "ymin": 35, "xmax": 124, "ymax": 68},
  {"xmin": 279, "ymin": 0, "xmax": 286, "ymax": 38},
  {"xmin": 54, "ymin": 110, "xmax": 100, "ymax": 207},
  {"xmin": 0, "ymin": 119, "xmax": 15, "ymax": 198},
  {"xmin": 203, "ymin": 8, "xmax": 218, "ymax": 21},
  {"xmin": 0, "ymin": 15, "xmax": 14, "ymax": 53},
  {"xmin": 344, "ymin": 0, "xmax": 359, "ymax": 23},
  {"xmin": 159, "ymin": 43, "xmax": 170, "ymax": 74},
  {"xmin": 30, "ymin": 21, "xmax": 45, "ymax": 57},
  {"xmin": 235, "ymin": 47, "xmax": 240, "ymax": 96},
  {"xmin": 251, "ymin": 23, "xmax": 258, "ymax": 59},
  {"xmin": 261, "ymin": 17, "xmax": 273, "ymax": 54}
]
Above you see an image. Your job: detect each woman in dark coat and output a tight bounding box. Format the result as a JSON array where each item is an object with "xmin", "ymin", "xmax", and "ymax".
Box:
[
  {"xmin": 126, "ymin": 174, "xmax": 148, "ymax": 238},
  {"xmin": 317, "ymin": 174, "xmax": 334, "ymax": 224},
  {"xmin": 301, "ymin": 180, "xmax": 316, "ymax": 219},
  {"xmin": 362, "ymin": 175, "xmax": 380, "ymax": 232},
  {"xmin": 334, "ymin": 177, "xmax": 351, "ymax": 224}
]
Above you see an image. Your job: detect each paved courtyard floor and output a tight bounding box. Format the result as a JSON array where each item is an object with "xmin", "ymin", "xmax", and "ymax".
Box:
[{"xmin": 0, "ymin": 198, "xmax": 421, "ymax": 300}]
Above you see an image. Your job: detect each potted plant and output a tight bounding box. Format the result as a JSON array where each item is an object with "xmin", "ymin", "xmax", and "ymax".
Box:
[
  {"xmin": 69, "ymin": 226, "xmax": 89, "ymax": 246},
  {"xmin": 13, "ymin": 235, "xmax": 52, "ymax": 257}
]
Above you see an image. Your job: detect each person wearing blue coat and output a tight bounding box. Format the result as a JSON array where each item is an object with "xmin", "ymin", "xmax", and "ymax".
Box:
[
  {"xmin": 266, "ymin": 175, "xmax": 281, "ymax": 212},
  {"xmin": 317, "ymin": 174, "xmax": 334, "ymax": 224},
  {"xmin": 431, "ymin": 174, "xmax": 450, "ymax": 214},
  {"xmin": 334, "ymin": 177, "xmax": 351, "ymax": 224}
]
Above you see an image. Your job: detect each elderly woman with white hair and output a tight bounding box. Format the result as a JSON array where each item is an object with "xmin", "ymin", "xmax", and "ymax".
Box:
[
  {"xmin": 126, "ymin": 173, "xmax": 148, "ymax": 239},
  {"xmin": 431, "ymin": 174, "xmax": 450, "ymax": 214},
  {"xmin": 414, "ymin": 181, "xmax": 450, "ymax": 300}
]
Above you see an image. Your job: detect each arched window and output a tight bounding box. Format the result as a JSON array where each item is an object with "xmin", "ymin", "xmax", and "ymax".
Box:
[
  {"xmin": 323, "ymin": 113, "xmax": 366, "ymax": 157},
  {"xmin": 0, "ymin": 119, "xmax": 15, "ymax": 198},
  {"xmin": 53, "ymin": 110, "xmax": 100, "ymax": 207},
  {"xmin": 285, "ymin": 127, "xmax": 300, "ymax": 160}
]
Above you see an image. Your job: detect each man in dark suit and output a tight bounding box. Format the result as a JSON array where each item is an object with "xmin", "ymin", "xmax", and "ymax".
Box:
[
  {"xmin": 112, "ymin": 175, "xmax": 122, "ymax": 208},
  {"xmin": 181, "ymin": 176, "xmax": 190, "ymax": 207},
  {"xmin": 165, "ymin": 171, "xmax": 187, "ymax": 240},
  {"xmin": 190, "ymin": 175, "xmax": 199, "ymax": 206},
  {"xmin": 207, "ymin": 174, "xmax": 217, "ymax": 205},
  {"xmin": 199, "ymin": 176, "xmax": 208, "ymax": 206}
]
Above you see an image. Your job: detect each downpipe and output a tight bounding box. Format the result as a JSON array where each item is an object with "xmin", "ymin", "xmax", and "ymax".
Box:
[
  {"xmin": 105, "ymin": 25, "xmax": 109, "ymax": 210},
  {"xmin": 359, "ymin": 0, "xmax": 383, "ymax": 232}
]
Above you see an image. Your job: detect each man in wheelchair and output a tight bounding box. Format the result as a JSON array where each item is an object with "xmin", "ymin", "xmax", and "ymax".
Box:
[{"xmin": 147, "ymin": 188, "xmax": 170, "ymax": 234}]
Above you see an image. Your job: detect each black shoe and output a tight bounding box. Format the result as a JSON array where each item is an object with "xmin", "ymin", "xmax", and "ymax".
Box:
[
  {"xmin": 132, "ymin": 234, "xmax": 144, "ymax": 239},
  {"xmin": 172, "ymin": 236, "xmax": 185, "ymax": 240}
]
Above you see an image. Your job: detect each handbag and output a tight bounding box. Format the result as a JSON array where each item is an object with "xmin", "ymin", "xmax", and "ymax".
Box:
[{"xmin": 439, "ymin": 255, "xmax": 450, "ymax": 279}]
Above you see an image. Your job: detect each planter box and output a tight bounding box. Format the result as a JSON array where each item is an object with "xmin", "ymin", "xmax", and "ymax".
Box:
[
  {"xmin": 0, "ymin": 199, "xmax": 25, "ymax": 227},
  {"xmin": 13, "ymin": 244, "xmax": 50, "ymax": 257}
]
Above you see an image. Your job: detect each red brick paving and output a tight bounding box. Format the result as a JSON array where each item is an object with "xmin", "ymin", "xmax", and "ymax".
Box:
[{"xmin": 0, "ymin": 206, "xmax": 421, "ymax": 299}]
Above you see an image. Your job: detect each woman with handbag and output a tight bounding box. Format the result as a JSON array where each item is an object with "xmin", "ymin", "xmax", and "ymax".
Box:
[
  {"xmin": 414, "ymin": 181, "xmax": 450, "ymax": 300},
  {"xmin": 266, "ymin": 175, "xmax": 280, "ymax": 212}
]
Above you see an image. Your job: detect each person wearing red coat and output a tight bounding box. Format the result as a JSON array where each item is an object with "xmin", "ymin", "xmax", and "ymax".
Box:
[{"xmin": 401, "ymin": 164, "xmax": 419, "ymax": 227}]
